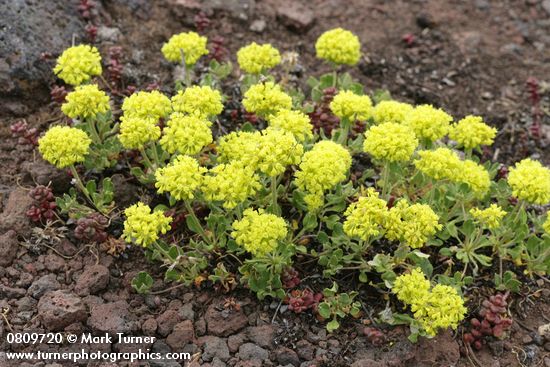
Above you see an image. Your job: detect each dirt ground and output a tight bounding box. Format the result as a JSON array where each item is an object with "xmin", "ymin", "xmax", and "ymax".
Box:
[{"xmin": 1, "ymin": 0, "xmax": 550, "ymax": 366}]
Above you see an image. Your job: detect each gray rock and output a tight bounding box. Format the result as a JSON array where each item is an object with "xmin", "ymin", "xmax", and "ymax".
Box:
[
  {"xmin": 88, "ymin": 301, "xmax": 133, "ymax": 334},
  {"xmin": 97, "ymin": 26, "xmax": 122, "ymax": 43},
  {"xmin": 38, "ymin": 290, "xmax": 87, "ymax": 331},
  {"xmin": 166, "ymin": 320, "xmax": 194, "ymax": 350},
  {"xmin": 0, "ymin": 0, "xmax": 86, "ymax": 116},
  {"xmin": 74, "ymin": 265, "xmax": 110, "ymax": 296},
  {"xmin": 274, "ymin": 347, "xmax": 300, "ymax": 366},
  {"xmin": 250, "ymin": 19, "xmax": 266, "ymax": 33},
  {"xmin": 237, "ymin": 343, "xmax": 268, "ymax": 361},
  {"xmin": 0, "ymin": 230, "xmax": 18, "ymax": 267},
  {"xmin": 28, "ymin": 274, "xmax": 60, "ymax": 299},
  {"xmin": 201, "ymin": 336, "xmax": 230, "ymax": 362},
  {"xmin": 276, "ymin": 1, "xmax": 314, "ymax": 31},
  {"xmin": 543, "ymin": 0, "xmax": 550, "ymax": 15},
  {"xmin": 246, "ymin": 325, "xmax": 275, "ymax": 348},
  {"xmin": 0, "ymin": 284, "xmax": 26, "ymax": 298}
]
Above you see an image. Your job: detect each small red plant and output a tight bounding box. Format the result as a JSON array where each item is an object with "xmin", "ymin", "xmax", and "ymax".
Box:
[
  {"xmin": 402, "ymin": 33, "xmax": 416, "ymax": 47},
  {"xmin": 10, "ymin": 120, "xmax": 39, "ymax": 147},
  {"xmin": 107, "ymin": 46, "xmax": 124, "ymax": 92},
  {"xmin": 309, "ymin": 87, "xmax": 340, "ymax": 135},
  {"xmin": 282, "ymin": 267, "xmax": 301, "ymax": 289},
  {"xmin": 26, "ymin": 185, "xmax": 56, "ymax": 222},
  {"xmin": 74, "ymin": 212, "xmax": 109, "ymax": 243},
  {"xmin": 50, "ymin": 85, "xmax": 68, "ymax": 104},
  {"xmin": 194, "ymin": 11, "xmax": 211, "ymax": 32},
  {"xmin": 463, "ymin": 292, "xmax": 513, "ymax": 350},
  {"xmin": 77, "ymin": 0, "xmax": 95, "ymax": 21},
  {"xmin": 208, "ymin": 36, "xmax": 229, "ymax": 62},
  {"xmin": 85, "ymin": 24, "xmax": 98, "ymax": 43},
  {"xmin": 526, "ymin": 77, "xmax": 542, "ymax": 140},
  {"xmin": 286, "ymin": 288, "xmax": 323, "ymax": 313},
  {"xmin": 363, "ymin": 327, "xmax": 387, "ymax": 346}
]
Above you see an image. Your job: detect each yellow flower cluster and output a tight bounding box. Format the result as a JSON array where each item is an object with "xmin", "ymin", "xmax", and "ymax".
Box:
[
  {"xmin": 155, "ymin": 155, "xmax": 206, "ymax": 201},
  {"xmin": 449, "ymin": 115, "xmax": 496, "ymax": 150},
  {"xmin": 231, "ymin": 208, "xmax": 288, "ymax": 256},
  {"xmin": 61, "ymin": 84, "xmax": 110, "ymax": 119},
  {"xmin": 295, "ymin": 141, "xmax": 352, "ymax": 211},
  {"xmin": 160, "ymin": 113, "xmax": 212, "ymax": 155},
  {"xmin": 242, "ymin": 82, "xmax": 292, "ymax": 118},
  {"xmin": 385, "ymin": 201, "xmax": 442, "ymax": 248},
  {"xmin": 459, "ymin": 160, "xmax": 491, "ymax": 197},
  {"xmin": 393, "ymin": 269, "xmax": 467, "ymax": 337},
  {"xmin": 414, "ymin": 148, "xmax": 491, "ymax": 197},
  {"xmin": 122, "ymin": 91, "xmax": 172, "ymax": 121},
  {"xmin": 470, "ymin": 204, "xmax": 506, "ymax": 229},
  {"xmin": 267, "ymin": 109, "xmax": 313, "ymax": 142},
  {"xmin": 203, "ymin": 162, "xmax": 262, "ymax": 209},
  {"xmin": 329, "ymin": 90, "xmax": 372, "ymax": 121},
  {"xmin": 217, "ymin": 131, "xmax": 261, "ymax": 167},
  {"xmin": 392, "ymin": 268, "xmax": 431, "ymax": 305},
  {"xmin": 405, "ymin": 105, "xmax": 453, "ymax": 141},
  {"xmin": 161, "ymin": 31, "xmax": 209, "ymax": 65},
  {"xmin": 171, "ymin": 85, "xmax": 223, "ymax": 119},
  {"xmin": 372, "ymin": 100, "xmax": 414, "ymax": 125},
  {"xmin": 256, "ymin": 128, "xmax": 303, "ymax": 177},
  {"xmin": 507, "ymin": 158, "xmax": 550, "ymax": 205},
  {"xmin": 414, "ymin": 148, "xmax": 462, "ymax": 181},
  {"xmin": 343, "ymin": 188, "xmax": 388, "ymax": 241},
  {"xmin": 315, "ymin": 28, "xmax": 361, "ymax": 65},
  {"xmin": 38, "ymin": 126, "xmax": 91, "ymax": 168},
  {"xmin": 237, "ymin": 42, "xmax": 281, "ymax": 74},
  {"xmin": 118, "ymin": 116, "xmax": 160, "ymax": 149},
  {"xmin": 122, "ymin": 202, "xmax": 172, "ymax": 247},
  {"xmin": 54, "ymin": 45, "xmax": 102, "ymax": 86},
  {"xmin": 414, "ymin": 148, "xmax": 490, "ymax": 197},
  {"xmin": 363, "ymin": 122, "xmax": 418, "ymax": 162}
]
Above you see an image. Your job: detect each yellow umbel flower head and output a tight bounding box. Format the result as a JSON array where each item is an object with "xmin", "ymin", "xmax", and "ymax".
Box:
[
  {"xmin": 122, "ymin": 202, "xmax": 172, "ymax": 247},
  {"xmin": 343, "ymin": 188, "xmax": 388, "ymax": 241},
  {"xmin": 217, "ymin": 131, "xmax": 262, "ymax": 168},
  {"xmin": 118, "ymin": 116, "xmax": 161, "ymax": 150},
  {"xmin": 363, "ymin": 122, "xmax": 418, "ymax": 162},
  {"xmin": 61, "ymin": 84, "xmax": 110, "ymax": 119},
  {"xmin": 330, "ymin": 90, "xmax": 372, "ymax": 121},
  {"xmin": 237, "ymin": 42, "xmax": 281, "ymax": 74},
  {"xmin": 38, "ymin": 126, "xmax": 91, "ymax": 168},
  {"xmin": 392, "ymin": 268, "xmax": 431, "ymax": 305},
  {"xmin": 372, "ymin": 100, "xmax": 414, "ymax": 124},
  {"xmin": 54, "ymin": 45, "xmax": 102, "ymax": 86},
  {"xmin": 155, "ymin": 155, "xmax": 206, "ymax": 201},
  {"xmin": 231, "ymin": 208, "xmax": 288, "ymax": 256},
  {"xmin": 449, "ymin": 115, "xmax": 496, "ymax": 150},
  {"xmin": 507, "ymin": 158, "xmax": 550, "ymax": 205},
  {"xmin": 160, "ymin": 113, "xmax": 212, "ymax": 155},
  {"xmin": 203, "ymin": 162, "xmax": 262, "ymax": 209},
  {"xmin": 384, "ymin": 201, "xmax": 442, "ymax": 248},
  {"xmin": 122, "ymin": 90, "xmax": 172, "ymax": 121},
  {"xmin": 405, "ymin": 104, "xmax": 453, "ymax": 142},
  {"xmin": 161, "ymin": 31, "xmax": 208, "ymax": 65},
  {"xmin": 458, "ymin": 160, "xmax": 491, "ymax": 198},
  {"xmin": 315, "ymin": 28, "xmax": 361, "ymax": 65},
  {"xmin": 242, "ymin": 82, "xmax": 292, "ymax": 118},
  {"xmin": 256, "ymin": 128, "xmax": 303, "ymax": 177},
  {"xmin": 543, "ymin": 212, "xmax": 550, "ymax": 234},
  {"xmin": 414, "ymin": 147, "xmax": 462, "ymax": 181},
  {"xmin": 392, "ymin": 269, "xmax": 467, "ymax": 337},
  {"xmin": 171, "ymin": 85, "xmax": 223, "ymax": 120},
  {"xmin": 470, "ymin": 204, "xmax": 506, "ymax": 229},
  {"xmin": 267, "ymin": 109, "xmax": 313, "ymax": 142},
  {"xmin": 294, "ymin": 141, "xmax": 352, "ymax": 211},
  {"xmin": 415, "ymin": 284, "xmax": 467, "ymax": 337}
]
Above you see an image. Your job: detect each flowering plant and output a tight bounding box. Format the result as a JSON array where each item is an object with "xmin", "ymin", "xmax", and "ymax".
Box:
[{"xmin": 33, "ymin": 27, "xmax": 550, "ymax": 341}]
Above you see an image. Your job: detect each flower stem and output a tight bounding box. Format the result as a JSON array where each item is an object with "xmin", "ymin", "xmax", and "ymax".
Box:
[
  {"xmin": 151, "ymin": 142, "xmax": 162, "ymax": 167},
  {"xmin": 270, "ymin": 176, "xmax": 281, "ymax": 215},
  {"xmin": 139, "ymin": 148, "xmax": 155, "ymax": 170},
  {"xmin": 184, "ymin": 200, "xmax": 210, "ymax": 244},
  {"xmin": 381, "ymin": 161, "xmax": 391, "ymax": 199},
  {"xmin": 69, "ymin": 165, "xmax": 98, "ymax": 210},
  {"xmin": 337, "ymin": 118, "xmax": 350, "ymax": 145}
]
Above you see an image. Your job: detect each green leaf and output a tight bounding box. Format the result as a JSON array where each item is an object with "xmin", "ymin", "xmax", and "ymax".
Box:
[
  {"xmin": 302, "ymin": 212, "xmax": 318, "ymax": 232},
  {"xmin": 131, "ymin": 271, "xmax": 154, "ymax": 294},
  {"xmin": 186, "ymin": 214, "xmax": 203, "ymax": 235},
  {"xmin": 326, "ymin": 319, "xmax": 340, "ymax": 332},
  {"xmin": 86, "ymin": 180, "xmax": 97, "ymax": 195}
]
